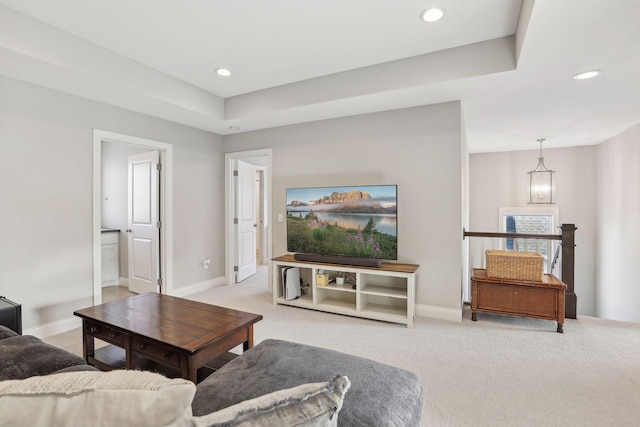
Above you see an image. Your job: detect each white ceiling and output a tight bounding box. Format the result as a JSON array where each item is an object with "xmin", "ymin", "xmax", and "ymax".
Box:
[{"xmin": 1, "ymin": 0, "xmax": 639, "ymax": 153}]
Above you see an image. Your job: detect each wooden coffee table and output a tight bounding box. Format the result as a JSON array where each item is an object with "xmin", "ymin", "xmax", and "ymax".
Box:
[{"xmin": 74, "ymin": 293, "xmax": 262, "ymax": 383}]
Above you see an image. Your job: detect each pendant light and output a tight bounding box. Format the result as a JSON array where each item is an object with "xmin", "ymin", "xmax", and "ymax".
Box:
[{"xmin": 528, "ymin": 138, "xmax": 555, "ymax": 204}]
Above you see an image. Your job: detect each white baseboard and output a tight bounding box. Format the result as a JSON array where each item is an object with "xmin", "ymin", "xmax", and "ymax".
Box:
[
  {"xmin": 170, "ymin": 276, "xmax": 227, "ymax": 297},
  {"xmin": 23, "ymin": 316, "xmax": 82, "ymax": 339},
  {"xmin": 415, "ymin": 304, "xmax": 462, "ymax": 322}
]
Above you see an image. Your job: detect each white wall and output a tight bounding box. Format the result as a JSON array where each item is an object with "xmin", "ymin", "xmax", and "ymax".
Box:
[
  {"xmin": 596, "ymin": 123, "xmax": 640, "ymax": 322},
  {"xmin": 224, "ymin": 103, "xmax": 465, "ymax": 319},
  {"xmin": 0, "ymin": 76, "xmax": 225, "ymax": 332},
  {"xmin": 469, "ymin": 146, "xmax": 598, "ymax": 316}
]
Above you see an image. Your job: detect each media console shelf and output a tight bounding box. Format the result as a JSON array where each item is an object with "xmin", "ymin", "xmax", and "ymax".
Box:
[{"xmin": 272, "ymin": 254, "xmax": 419, "ymax": 328}]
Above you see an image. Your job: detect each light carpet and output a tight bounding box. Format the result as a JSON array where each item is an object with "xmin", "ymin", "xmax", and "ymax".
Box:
[{"xmin": 45, "ymin": 266, "xmax": 640, "ymax": 426}]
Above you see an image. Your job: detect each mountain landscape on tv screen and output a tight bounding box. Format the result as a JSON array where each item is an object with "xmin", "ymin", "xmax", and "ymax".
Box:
[{"xmin": 286, "ymin": 186, "xmax": 397, "ymax": 260}]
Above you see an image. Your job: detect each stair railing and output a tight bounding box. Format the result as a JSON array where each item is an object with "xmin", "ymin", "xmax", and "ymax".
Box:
[{"xmin": 463, "ymin": 224, "xmax": 577, "ymax": 318}]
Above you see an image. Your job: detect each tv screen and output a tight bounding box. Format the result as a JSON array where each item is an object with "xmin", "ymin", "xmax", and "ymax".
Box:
[{"xmin": 286, "ymin": 185, "xmax": 397, "ymax": 260}]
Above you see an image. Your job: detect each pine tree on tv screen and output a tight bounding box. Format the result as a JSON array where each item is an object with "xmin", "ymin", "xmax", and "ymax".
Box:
[{"xmin": 286, "ymin": 185, "xmax": 397, "ymax": 260}]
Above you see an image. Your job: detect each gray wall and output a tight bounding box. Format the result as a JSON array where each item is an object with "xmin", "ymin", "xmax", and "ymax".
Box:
[
  {"xmin": 469, "ymin": 146, "xmax": 598, "ymax": 316},
  {"xmin": 224, "ymin": 103, "xmax": 465, "ymax": 317},
  {"xmin": 0, "ymin": 76, "xmax": 225, "ymax": 330},
  {"xmin": 596, "ymin": 123, "xmax": 640, "ymax": 322}
]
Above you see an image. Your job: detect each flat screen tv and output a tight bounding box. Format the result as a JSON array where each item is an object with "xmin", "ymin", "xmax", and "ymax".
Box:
[{"xmin": 286, "ymin": 185, "xmax": 397, "ymax": 262}]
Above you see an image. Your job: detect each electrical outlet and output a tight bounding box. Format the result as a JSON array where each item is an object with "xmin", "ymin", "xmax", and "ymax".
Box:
[
  {"xmin": 278, "ymin": 213, "xmax": 284, "ymax": 222},
  {"xmin": 203, "ymin": 258, "xmax": 210, "ymax": 270}
]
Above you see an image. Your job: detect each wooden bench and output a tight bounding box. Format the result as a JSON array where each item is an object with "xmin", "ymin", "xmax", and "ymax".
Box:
[{"xmin": 471, "ymin": 268, "xmax": 566, "ymax": 333}]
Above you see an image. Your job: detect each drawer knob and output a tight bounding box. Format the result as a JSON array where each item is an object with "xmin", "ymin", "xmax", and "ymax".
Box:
[
  {"xmin": 90, "ymin": 326, "xmax": 97, "ymax": 333},
  {"xmin": 109, "ymin": 333, "xmax": 117, "ymax": 339},
  {"xmin": 162, "ymin": 352, "xmax": 172, "ymax": 359},
  {"xmin": 137, "ymin": 343, "xmax": 146, "ymax": 350}
]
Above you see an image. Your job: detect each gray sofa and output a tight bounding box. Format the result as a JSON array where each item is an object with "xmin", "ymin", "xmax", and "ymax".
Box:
[
  {"xmin": 0, "ymin": 326, "xmax": 423, "ymax": 426},
  {"xmin": 193, "ymin": 339, "xmax": 424, "ymax": 426},
  {"xmin": 0, "ymin": 325, "xmax": 97, "ymax": 379}
]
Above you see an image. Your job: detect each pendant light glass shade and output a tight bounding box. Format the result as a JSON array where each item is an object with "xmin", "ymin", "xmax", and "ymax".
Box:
[{"xmin": 528, "ymin": 139, "xmax": 555, "ymax": 204}]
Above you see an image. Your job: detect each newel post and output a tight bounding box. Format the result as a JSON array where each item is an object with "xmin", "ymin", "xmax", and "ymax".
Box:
[{"xmin": 561, "ymin": 224, "xmax": 577, "ymax": 319}]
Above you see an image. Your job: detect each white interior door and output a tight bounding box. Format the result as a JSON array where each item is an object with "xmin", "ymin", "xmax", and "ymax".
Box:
[
  {"xmin": 236, "ymin": 160, "xmax": 257, "ymax": 282},
  {"xmin": 128, "ymin": 151, "xmax": 160, "ymax": 293}
]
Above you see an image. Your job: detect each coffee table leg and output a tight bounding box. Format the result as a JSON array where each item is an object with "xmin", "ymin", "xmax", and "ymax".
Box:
[
  {"xmin": 82, "ymin": 321, "xmax": 94, "ymax": 363},
  {"xmin": 124, "ymin": 338, "xmax": 132, "ymax": 370},
  {"xmin": 243, "ymin": 324, "xmax": 254, "ymax": 352},
  {"xmin": 188, "ymin": 360, "xmax": 198, "ymax": 383}
]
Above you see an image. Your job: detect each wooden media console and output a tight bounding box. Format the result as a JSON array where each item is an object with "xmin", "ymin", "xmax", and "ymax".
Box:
[{"xmin": 272, "ymin": 254, "xmax": 419, "ymax": 327}]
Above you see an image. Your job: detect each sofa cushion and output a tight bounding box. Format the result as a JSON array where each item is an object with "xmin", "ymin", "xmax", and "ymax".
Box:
[
  {"xmin": 0, "ymin": 335, "xmax": 88, "ymax": 380},
  {"xmin": 0, "ymin": 325, "xmax": 18, "ymax": 341},
  {"xmin": 52, "ymin": 364, "xmax": 100, "ymax": 374},
  {"xmin": 191, "ymin": 376, "xmax": 350, "ymax": 427},
  {"xmin": 0, "ymin": 370, "xmax": 196, "ymax": 427},
  {"xmin": 192, "ymin": 339, "xmax": 424, "ymax": 426}
]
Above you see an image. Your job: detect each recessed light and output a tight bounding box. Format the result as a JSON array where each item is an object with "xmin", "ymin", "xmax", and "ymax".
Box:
[
  {"xmin": 420, "ymin": 7, "xmax": 444, "ymax": 23},
  {"xmin": 573, "ymin": 70, "xmax": 600, "ymax": 80},
  {"xmin": 215, "ymin": 68, "xmax": 232, "ymax": 77}
]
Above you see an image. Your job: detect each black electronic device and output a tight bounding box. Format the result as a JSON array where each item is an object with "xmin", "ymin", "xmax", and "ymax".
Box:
[{"xmin": 0, "ymin": 296, "xmax": 22, "ymax": 335}]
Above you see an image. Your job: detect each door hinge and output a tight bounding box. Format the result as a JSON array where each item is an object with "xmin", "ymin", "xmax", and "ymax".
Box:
[
  {"xmin": 157, "ymin": 163, "xmax": 162, "ymax": 171},
  {"xmin": 233, "ymin": 266, "xmax": 239, "ymax": 272},
  {"xmin": 233, "ymin": 170, "xmax": 238, "ymax": 177},
  {"xmin": 234, "ymin": 217, "xmax": 238, "ymax": 225},
  {"xmin": 157, "ymin": 220, "xmax": 162, "ymax": 228},
  {"xmin": 157, "ymin": 278, "xmax": 163, "ymax": 287}
]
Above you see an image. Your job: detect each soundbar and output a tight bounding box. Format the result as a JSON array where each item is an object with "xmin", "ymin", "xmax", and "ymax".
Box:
[{"xmin": 293, "ymin": 253, "xmax": 383, "ymax": 268}]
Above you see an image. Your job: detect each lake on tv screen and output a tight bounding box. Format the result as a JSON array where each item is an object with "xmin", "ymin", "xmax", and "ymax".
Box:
[{"xmin": 291, "ymin": 211, "xmax": 397, "ymax": 236}]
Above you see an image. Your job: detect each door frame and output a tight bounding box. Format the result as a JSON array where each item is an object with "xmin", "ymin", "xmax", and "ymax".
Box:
[
  {"xmin": 92, "ymin": 129, "xmax": 174, "ymax": 305},
  {"xmin": 225, "ymin": 149, "xmax": 272, "ymax": 287},
  {"xmin": 255, "ymin": 167, "xmax": 268, "ymax": 265}
]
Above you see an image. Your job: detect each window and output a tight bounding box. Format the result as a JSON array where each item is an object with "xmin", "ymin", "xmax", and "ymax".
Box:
[{"xmin": 498, "ymin": 207, "xmax": 560, "ymax": 274}]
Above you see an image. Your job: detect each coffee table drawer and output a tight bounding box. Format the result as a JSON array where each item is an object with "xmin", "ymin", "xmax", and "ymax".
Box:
[
  {"xmin": 86, "ymin": 322, "xmax": 125, "ymax": 346},
  {"xmin": 132, "ymin": 338, "xmax": 181, "ymax": 369}
]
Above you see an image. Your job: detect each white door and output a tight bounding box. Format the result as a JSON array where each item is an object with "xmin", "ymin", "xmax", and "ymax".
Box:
[
  {"xmin": 128, "ymin": 151, "xmax": 161, "ymax": 294},
  {"xmin": 236, "ymin": 160, "xmax": 257, "ymax": 282}
]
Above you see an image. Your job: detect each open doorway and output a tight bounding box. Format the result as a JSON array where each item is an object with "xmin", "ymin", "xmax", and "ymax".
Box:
[
  {"xmin": 92, "ymin": 130, "xmax": 174, "ymax": 306},
  {"xmin": 225, "ymin": 149, "xmax": 272, "ymax": 287}
]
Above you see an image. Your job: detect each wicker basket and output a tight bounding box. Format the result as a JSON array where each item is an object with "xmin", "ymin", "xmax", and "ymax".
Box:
[{"xmin": 485, "ymin": 250, "xmax": 543, "ymax": 282}]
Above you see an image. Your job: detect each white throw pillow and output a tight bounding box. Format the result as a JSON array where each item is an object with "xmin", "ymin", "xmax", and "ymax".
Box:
[
  {"xmin": 188, "ymin": 376, "xmax": 351, "ymax": 427},
  {"xmin": 0, "ymin": 370, "xmax": 196, "ymax": 427}
]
